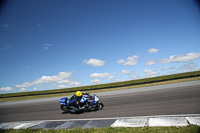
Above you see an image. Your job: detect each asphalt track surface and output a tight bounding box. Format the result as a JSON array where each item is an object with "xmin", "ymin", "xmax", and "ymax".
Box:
[{"xmin": 0, "ymin": 81, "xmax": 200, "ymax": 123}]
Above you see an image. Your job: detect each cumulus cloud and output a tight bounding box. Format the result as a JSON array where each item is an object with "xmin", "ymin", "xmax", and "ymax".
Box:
[
  {"xmin": 147, "ymin": 48, "xmax": 159, "ymax": 54},
  {"xmin": 144, "ymin": 69, "xmax": 159, "ymax": 77},
  {"xmin": 83, "ymin": 58, "xmax": 106, "ymax": 67},
  {"xmin": 20, "ymin": 88, "xmax": 27, "ymax": 92},
  {"xmin": 108, "ymin": 76, "xmax": 114, "ymax": 80},
  {"xmin": 91, "ymin": 79, "xmax": 101, "ymax": 85},
  {"xmin": 178, "ymin": 63, "xmax": 197, "ymax": 71},
  {"xmin": 129, "ymin": 71, "xmax": 139, "ymax": 78},
  {"xmin": 68, "ymin": 81, "xmax": 81, "ymax": 87},
  {"xmin": 118, "ymin": 55, "xmax": 139, "ymax": 66},
  {"xmin": 120, "ymin": 70, "xmax": 131, "ymax": 74},
  {"xmin": 145, "ymin": 59, "xmax": 156, "ymax": 65},
  {"xmin": 14, "ymin": 71, "xmax": 82, "ymax": 92},
  {"xmin": 160, "ymin": 53, "xmax": 200, "ymax": 63},
  {"xmin": 117, "ymin": 59, "xmax": 125, "ymax": 64},
  {"xmin": 0, "ymin": 87, "xmax": 14, "ymax": 92},
  {"xmin": 89, "ymin": 73, "xmax": 110, "ymax": 78},
  {"xmin": 34, "ymin": 72, "xmax": 72, "ymax": 84},
  {"xmin": 15, "ymin": 82, "xmax": 34, "ymax": 88},
  {"xmin": 52, "ymin": 84, "xmax": 69, "ymax": 89},
  {"xmin": 53, "ymin": 80, "xmax": 81, "ymax": 89},
  {"xmin": 33, "ymin": 87, "xmax": 38, "ymax": 91},
  {"xmin": 15, "ymin": 72, "xmax": 73, "ymax": 88}
]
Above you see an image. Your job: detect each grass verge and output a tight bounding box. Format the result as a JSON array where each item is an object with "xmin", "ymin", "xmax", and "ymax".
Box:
[
  {"xmin": 1, "ymin": 71, "xmax": 200, "ymax": 102},
  {"xmin": 1, "ymin": 125, "xmax": 200, "ymax": 133}
]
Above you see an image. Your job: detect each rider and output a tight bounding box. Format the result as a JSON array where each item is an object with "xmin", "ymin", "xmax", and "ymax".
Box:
[{"xmin": 70, "ymin": 91, "xmax": 90, "ymax": 109}]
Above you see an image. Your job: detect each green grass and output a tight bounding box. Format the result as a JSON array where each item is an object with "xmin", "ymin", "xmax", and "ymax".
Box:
[
  {"xmin": 1, "ymin": 125, "xmax": 200, "ymax": 133},
  {"xmin": 1, "ymin": 71, "xmax": 200, "ymax": 102}
]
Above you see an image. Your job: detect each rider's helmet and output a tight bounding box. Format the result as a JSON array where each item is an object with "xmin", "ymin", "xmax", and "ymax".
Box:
[{"xmin": 75, "ymin": 91, "xmax": 82, "ymax": 99}]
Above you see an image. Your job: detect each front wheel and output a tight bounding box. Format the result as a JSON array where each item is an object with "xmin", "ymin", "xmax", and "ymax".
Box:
[{"xmin": 98, "ymin": 102, "xmax": 104, "ymax": 110}]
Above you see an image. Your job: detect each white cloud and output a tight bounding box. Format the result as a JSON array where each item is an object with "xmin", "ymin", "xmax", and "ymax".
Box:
[
  {"xmin": 91, "ymin": 79, "xmax": 101, "ymax": 85},
  {"xmin": 0, "ymin": 87, "xmax": 14, "ymax": 92},
  {"xmin": 20, "ymin": 88, "xmax": 27, "ymax": 92},
  {"xmin": 147, "ymin": 48, "xmax": 159, "ymax": 54},
  {"xmin": 58, "ymin": 85, "xmax": 69, "ymax": 88},
  {"xmin": 56, "ymin": 78, "xmax": 81, "ymax": 87},
  {"xmin": 120, "ymin": 70, "xmax": 131, "ymax": 74},
  {"xmin": 69, "ymin": 81, "xmax": 81, "ymax": 87},
  {"xmin": 117, "ymin": 59, "xmax": 125, "ymax": 64},
  {"xmin": 33, "ymin": 72, "xmax": 72, "ymax": 84},
  {"xmin": 53, "ymin": 84, "xmax": 69, "ymax": 89},
  {"xmin": 195, "ymin": 67, "xmax": 200, "ymax": 71},
  {"xmin": 178, "ymin": 63, "xmax": 197, "ymax": 70},
  {"xmin": 144, "ymin": 69, "xmax": 159, "ymax": 77},
  {"xmin": 129, "ymin": 72, "xmax": 139, "ymax": 79},
  {"xmin": 83, "ymin": 58, "xmax": 106, "ymax": 67},
  {"xmin": 15, "ymin": 71, "xmax": 73, "ymax": 88},
  {"xmin": 14, "ymin": 71, "xmax": 82, "ymax": 92},
  {"xmin": 15, "ymin": 82, "xmax": 34, "ymax": 88},
  {"xmin": 160, "ymin": 53, "xmax": 200, "ymax": 63},
  {"xmin": 33, "ymin": 87, "xmax": 38, "ymax": 91},
  {"xmin": 43, "ymin": 43, "xmax": 52, "ymax": 50},
  {"xmin": 89, "ymin": 72, "xmax": 110, "ymax": 78},
  {"xmin": 118, "ymin": 55, "xmax": 139, "ymax": 66},
  {"xmin": 108, "ymin": 76, "xmax": 114, "ymax": 80},
  {"xmin": 145, "ymin": 59, "xmax": 156, "ymax": 65},
  {"xmin": 129, "ymin": 75, "xmax": 137, "ymax": 79},
  {"xmin": 162, "ymin": 66, "xmax": 176, "ymax": 70}
]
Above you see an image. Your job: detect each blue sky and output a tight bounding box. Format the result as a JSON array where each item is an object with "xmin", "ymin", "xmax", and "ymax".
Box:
[{"xmin": 0, "ymin": 0, "xmax": 200, "ymax": 94}]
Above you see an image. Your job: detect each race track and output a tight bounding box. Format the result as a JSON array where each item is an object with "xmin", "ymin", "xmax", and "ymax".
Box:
[{"xmin": 0, "ymin": 81, "xmax": 200, "ymax": 123}]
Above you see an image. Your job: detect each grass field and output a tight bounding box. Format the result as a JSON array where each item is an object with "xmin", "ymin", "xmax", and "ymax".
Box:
[
  {"xmin": 1, "ymin": 125, "xmax": 200, "ymax": 133},
  {"xmin": 0, "ymin": 71, "xmax": 200, "ymax": 102}
]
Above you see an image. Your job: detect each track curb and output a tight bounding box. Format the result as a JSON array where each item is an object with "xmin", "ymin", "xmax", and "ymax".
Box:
[{"xmin": 1, "ymin": 114, "xmax": 200, "ymax": 129}]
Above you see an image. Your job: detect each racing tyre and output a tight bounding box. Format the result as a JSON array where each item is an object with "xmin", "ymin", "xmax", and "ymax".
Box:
[
  {"xmin": 98, "ymin": 102, "xmax": 104, "ymax": 110},
  {"xmin": 61, "ymin": 105, "xmax": 69, "ymax": 113}
]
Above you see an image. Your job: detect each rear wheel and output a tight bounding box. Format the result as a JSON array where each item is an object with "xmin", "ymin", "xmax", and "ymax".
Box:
[{"xmin": 60, "ymin": 105, "xmax": 69, "ymax": 113}]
